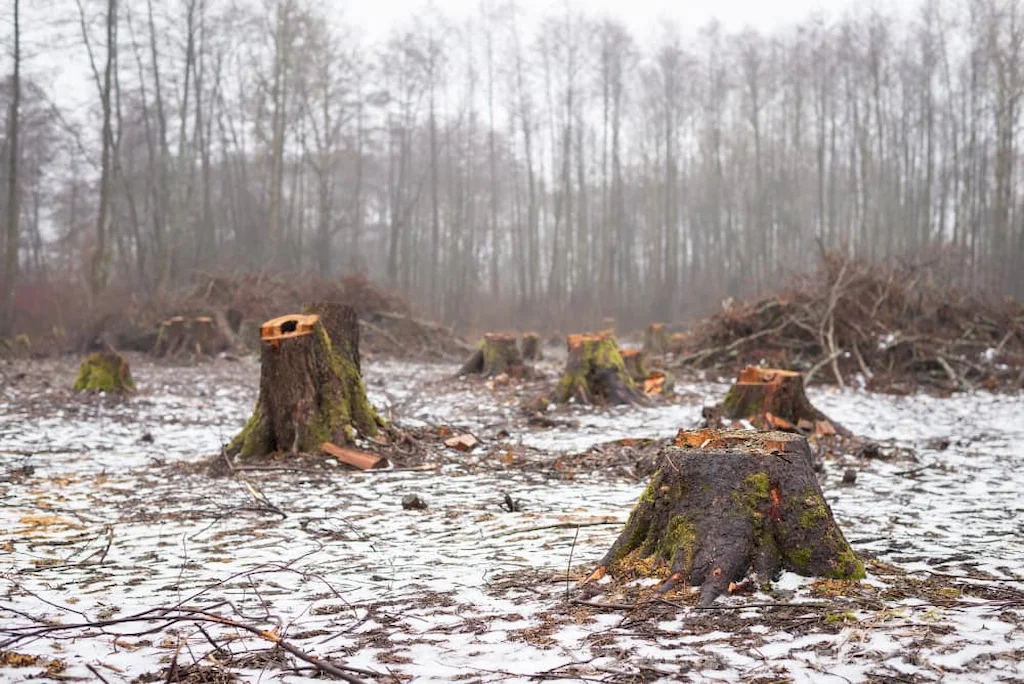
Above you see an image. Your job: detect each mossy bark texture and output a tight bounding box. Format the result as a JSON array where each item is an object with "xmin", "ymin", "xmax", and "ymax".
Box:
[
  {"xmin": 715, "ymin": 366, "xmax": 842, "ymax": 434},
  {"xmin": 226, "ymin": 302, "xmax": 378, "ymax": 459},
  {"xmin": 590, "ymin": 430, "xmax": 863, "ymax": 606},
  {"xmin": 459, "ymin": 333, "xmax": 523, "ymax": 376},
  {"xmin": 521, "ymin": 332, "xmax": 542, "ymax": 361},
  {"xmin": 73, "ymin": 352, "xmax": 135, "ymax": 394},
  {"xmin": 551, "ymin": 332, "xmax": 641, "ymax": 405}
]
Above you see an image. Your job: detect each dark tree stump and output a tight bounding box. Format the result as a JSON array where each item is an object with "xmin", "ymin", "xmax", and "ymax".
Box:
[
  {"xmin": 712, "ymin": 366, "xmax": 843, "ymax": 435},
  {"xmin": 587, "ymin": 430, "xmax": 864, "ymax": 605},
  {"xmin": 643, "ymin": 323, "xmax": 668, "ymax": 355},
  {"xmin": 73, "ymin": 352, "xmax": 135, "ymax": 394},
  {"xmin": 621, "ymin": 349, "xmax": 649, "ymax": 383},
  {"xmin": 551, "ymin": 332, "xmax": 641, "ymax": 405},
  {"xmin": 459, "ymin": 333, "xmax": 524, "ymax": 376},
  {"xmin": 226, "ymin": 303, "xmax": 378, "ymax": 459},
  {"xmin": 521, "ymin": 332, "xmax": 542, "ymax": 361}
]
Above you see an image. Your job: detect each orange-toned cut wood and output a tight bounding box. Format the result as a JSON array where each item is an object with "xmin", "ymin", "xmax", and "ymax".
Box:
[
  {"xmin": 261, "ymin": 313, "xmax": 319, "ymax": 342},
  {"xmin": 643, "ymin": 371, "xmax": 667, "ymax": 395},
  {"xmin": 321, "ymin": 441, "xmax": 387, "ymax": 470}
]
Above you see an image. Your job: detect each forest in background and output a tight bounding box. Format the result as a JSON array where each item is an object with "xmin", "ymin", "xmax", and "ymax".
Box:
[{"xmin": 0, "ymin": 0, "xmax": 1023, "ymax": 339}]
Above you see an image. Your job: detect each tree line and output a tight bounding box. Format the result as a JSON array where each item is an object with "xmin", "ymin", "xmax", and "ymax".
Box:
[{"xmin": 1, "ymin": 0, "xmax": 1022, "ymax": 335}]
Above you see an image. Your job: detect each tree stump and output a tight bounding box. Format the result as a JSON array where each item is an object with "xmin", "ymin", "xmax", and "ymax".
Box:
[
  {"xmin": 521, "ymin": 332, "xmax": 542, "ymax": 361},
  {"xmin": 587, "ymin": 430, "xmax": 864, "ymax": 605},
  {"xmin": 551, "ymin": 332, "xmax": 641, "ymax": 405},
  {"xmin": 226, "ymin": 303, "xmax": 378, "ymax": 459},
  {"xmin": 643, "ymin": 323, "xmax": 668, "ymax": 355},
  {"xmin": 713, "ymin": 366, "xmax": 842, "ymax": 435},
  {"xmin": 73, "ymin": 352, "xmax": 135, "ymax": 394},
  {"xmin": 601, "ymin": 317, "xmax": 616, "ymax": 334},
  {"xmin": 621, "ymin": 349, "xmax": 648, "ymax": 383},
  {"xmin": 152, "ymin": 315, "xmax": 228, "ymax": 358},
  {"xmin": 459, "ymin": 333, "xmax": 524, "ymax": 377}
]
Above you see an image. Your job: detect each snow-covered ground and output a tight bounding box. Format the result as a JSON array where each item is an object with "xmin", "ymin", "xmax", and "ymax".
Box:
[{"xmin": 1, "ymin": 354, "xmax": 1022, "ymax": 682}]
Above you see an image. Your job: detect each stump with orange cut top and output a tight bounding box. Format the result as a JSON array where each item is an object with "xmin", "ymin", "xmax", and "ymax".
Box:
[
  {"xmin": 584, "ymin": 429, "xmax": 864, "ymax": 606},
  {"xmin": 226, "ymin": 302, "xmax": 379, "ymax": 459},
  {"xmin": 550, "ymin": 332, "xmax": 642, "ymax": 405},
  {"xmin": 713, "ymin": 366, "xmax": 843, "ymax": 436}
]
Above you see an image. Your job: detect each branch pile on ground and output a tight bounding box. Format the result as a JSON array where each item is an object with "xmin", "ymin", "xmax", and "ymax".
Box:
[
  {"xmin": 675, "ymin": 251, "xmax": 1024, "ymax": 393},
  {"xmin": 83, "ymin": 273, "xmax": 470, "ymax": 360}
]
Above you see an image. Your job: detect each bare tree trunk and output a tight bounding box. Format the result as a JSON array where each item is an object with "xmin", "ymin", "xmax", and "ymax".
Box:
[{"xmin": 1, "ymin": 0, "xmax": 20, "ymax": 335}]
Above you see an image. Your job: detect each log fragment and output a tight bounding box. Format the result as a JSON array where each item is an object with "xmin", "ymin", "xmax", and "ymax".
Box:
[
  {"xmin": 73, "ymin": 352, "xmax": 135, "ymax": 394},
  {"xmin": 521, "ymin": 332, "xmax": 542, "ymax": 361},
  {"xmin": 459, "ymin": 333, "xmax": 524, "ymax": 377},
  {"xmin": 551, "ymin": 332, "xmax": 641, "ymax": 405},
  {"xmin": 226, "ymin": 303, "xmax": 378, "ymax": 459},
  {"xmin": 587, "ymin": 430, "xmax": 864, "ymax": 605}
]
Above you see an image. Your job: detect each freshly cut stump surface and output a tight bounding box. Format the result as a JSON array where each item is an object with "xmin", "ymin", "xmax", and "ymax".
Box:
[
  {"xmin": 551, "ymin": 332, "xmax": 641, "ymax": 405},
  {"xmin": 459, "ymin": 333, "xmax": 524, "ymax": 377},
  {"xmin": 73, "ymin": 352, "xmax": 135, "ymax": 394},
  {"xmin": 588, "ymin": 429, "xmax": 863, "ymax": 605},
  {"xmin": 715, "ymin": 366, "xmax": 842, "ymax": 435},
  {"xmin": 226, "ymin": 303, "xmax": 378, "ymax": 459}
]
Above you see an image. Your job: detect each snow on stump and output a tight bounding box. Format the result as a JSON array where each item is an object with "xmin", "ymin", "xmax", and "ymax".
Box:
[
  {"xmin": 521, "ymin": 332, "xmax": 542, "ymax": 361},
  {"xmin": 551, "ymin": 332, "xmax": 641, "ymax": 405},
  {"xmin": 587, "ymin": 429, "xmax": 864, "ymax": 605},
  {"xmin": 643, "ymin": 323, "xmax": 669, "ymax": 355},
  {"xmin": 459, "ymin": 333, "xmax": 524, "ymax": 377},
  {"xmin": 713, "ymin": 366, "xmax": 842, "ymax": 435},
  {"xmin": 226, "ymin": 303, "xmax": 378, "ymax": 459},
  {"xmin": 73, "ymin": 352, "xmax": 135, "ymax": 394}
]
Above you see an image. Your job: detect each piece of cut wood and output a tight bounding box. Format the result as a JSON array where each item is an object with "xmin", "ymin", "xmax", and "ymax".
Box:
[
  {"xmin": 444, "ymin": 434, "xmax": 479, "ymax": 452},
  {"xmin": 321, "ymin": 442, "xmax": 387, "ymax": 470}
]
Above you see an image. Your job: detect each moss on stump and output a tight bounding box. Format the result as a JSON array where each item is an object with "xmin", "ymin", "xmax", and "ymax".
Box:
[
  {"xmin": 459, "ymin": 333, "xmax": 524, "ymax": 377},
  {"xmin": 551, "ymin": 332, "xmax": 641, "ymax": 405},
  {"xmin": 587, "ymin": 429, "xmax": 863, "ymax": 605},
  {"xmin": 73, "ymin": 352, "xmax": 135, "ymax": 394},
  {"xmin": 226, "ymin": 303, "xmax": 378, "ymax": 459}
]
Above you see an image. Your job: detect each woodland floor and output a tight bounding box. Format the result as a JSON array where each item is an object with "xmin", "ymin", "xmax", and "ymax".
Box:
[{"xmin": 1, "ymin": 349, "xmax": 1023, "ymax": 683}]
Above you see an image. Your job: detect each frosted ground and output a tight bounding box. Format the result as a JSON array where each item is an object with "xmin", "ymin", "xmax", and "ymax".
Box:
[{"xmin": 1, "ymin": 353, "xmax": 1022, "ymax": 682}]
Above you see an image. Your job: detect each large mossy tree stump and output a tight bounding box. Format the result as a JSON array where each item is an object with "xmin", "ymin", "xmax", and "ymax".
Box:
[
  {"xmin": 226, "ymin": 303, "xmax": 378, "ymax": 459},
  {"xmin": 714, "ymin": 366, "xmax": 842, "ymax": 435},
  {"xmin": 587, "ymin": 429, "xmax": 864, "ymax": 605},
  {"xmin": 551, "ymin": 332, "xmax": 641, "ymax": 405},
  {"xmin": 73, "ymin": 352, "xmax": 135, "ymax": 394},
  {"xmin": 459, "ymin": 333, "xmax": 524, "ymax": 377},
  {"xmin": 521, "ymin": 332, "xmax": 542, "ymax": 361},
  {"xmin": 643, "ymin": 323, "xmax": 669, "ymax": 355}
]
